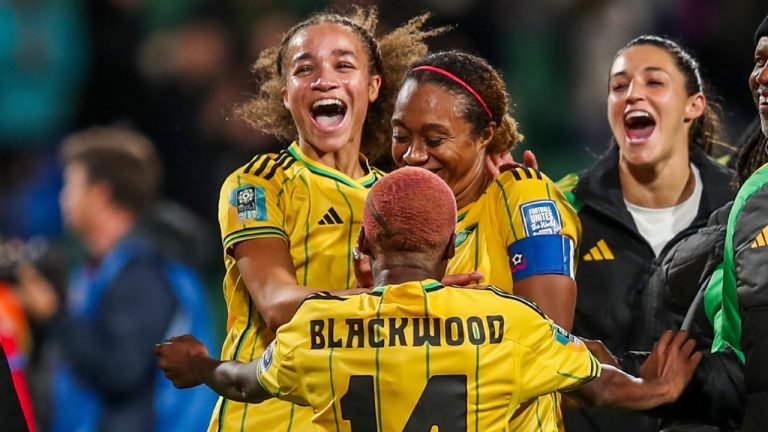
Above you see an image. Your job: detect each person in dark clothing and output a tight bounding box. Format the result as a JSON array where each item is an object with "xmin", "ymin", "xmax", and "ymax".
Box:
[
  {"xmin": 557, "ymin": 35, "xmax": 735, "ymax": 432},
  {"xmin": 723, "ymin": 18, "xmax": 768, "ymax": 430},
  {"xmin": 591, "ymin": 18, "xmax": 768, "ymax": 431},
  {"xmin": 19, "ymin": 127, "xmax": 215, "ymax": 432}
]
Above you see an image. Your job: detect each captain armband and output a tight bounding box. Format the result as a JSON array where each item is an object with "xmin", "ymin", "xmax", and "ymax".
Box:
[{"xmin": 507, "ymin": 235, "xmax": 575, "ymax": 283}]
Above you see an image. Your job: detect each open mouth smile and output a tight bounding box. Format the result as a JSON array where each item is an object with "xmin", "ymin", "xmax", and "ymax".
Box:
[
  {"xmin": 624, "ymin": 110, "xmax": 656, "ymax": 143},
  {"xmin": 310, "ymin": 98, "xmax": 348, "ymax": 131}
]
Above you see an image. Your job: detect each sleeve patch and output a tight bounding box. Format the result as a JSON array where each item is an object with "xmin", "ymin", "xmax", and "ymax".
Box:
[
  {"xmin": 508, "ymin": 235, "xmax": 575, "ymax": 282},
  {"xmin": 519, "ymin": 200, "xmax": 562, "ymax": 236},
  {"xmin": 230, "ymin": 185, "xmax": 267, "ymax": 221},
  {"xmin": 260, "ymin": 340, "xmax": 275, "ymax": 372},
  {"xmin": 552, "ymin": 323, "xmax": 579, "ymax": 346}
]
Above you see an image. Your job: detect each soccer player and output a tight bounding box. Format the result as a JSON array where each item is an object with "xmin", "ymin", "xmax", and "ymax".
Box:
[
  {"xmin": 390, "ymin": 50, "xmax": 579, "ymax": 430},
  {"xmin": 156, "ymin": 167, "xmax": 702, "ymax": 431},
  {"xmin": 213, "ymin": 7, "xmax": 451, "ymax": 431}
]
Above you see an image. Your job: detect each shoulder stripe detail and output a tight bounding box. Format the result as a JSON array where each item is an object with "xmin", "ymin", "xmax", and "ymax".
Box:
[
  {"xmin": 253, "ymin": 152, "xmax": 283, "ymax": 178},
  {"xmin": 250, "ymin": 154, "xmax": 274, "ymax": 177},
  {"xmin": 243, "ymin": 154, "xmax": 267, "ymax": 174},
  {"xmin": 509, "ymin": 169, "xmax": 522, "ymax": 181},
  {"xmin": 481, "ymin": 286, "xmax": 547, "ymax": 319},
  {"xmin": 263, "ymin": 152, "xmax": 295, "ymax": 180},
  {"xmin": 281, "ymin": 156, "xmax": 297, "ymax": 171},
  {"xmin": 303, "ymin": 291, "xmax": 350, "ymax": 302}
]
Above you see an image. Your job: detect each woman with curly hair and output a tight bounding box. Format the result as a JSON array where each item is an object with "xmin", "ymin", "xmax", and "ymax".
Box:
[{"xmin": 212, "ymin": 7, "xmax": 446, "ymax": 431}]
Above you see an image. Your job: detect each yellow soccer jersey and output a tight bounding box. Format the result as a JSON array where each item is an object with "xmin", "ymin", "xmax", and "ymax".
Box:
[
  {"xmin": 211, "ymin": 142, "xmax": 384, "ymax": 432},
  {"xmin": 256, "ymin": 279, "xmax": 601, "ymax": 431},
  {"xmin": 447, "ymin": 167, "xmax": 581, "ymax": 431},
  {"xmin": 448, "ymin": 167, "xmax": 580, "ymax": 293}
]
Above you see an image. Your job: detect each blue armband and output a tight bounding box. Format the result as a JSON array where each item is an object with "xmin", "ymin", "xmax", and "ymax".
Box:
[{"xmin": 507, "ymin": 234, "xmax": 574, "ymax": 283}]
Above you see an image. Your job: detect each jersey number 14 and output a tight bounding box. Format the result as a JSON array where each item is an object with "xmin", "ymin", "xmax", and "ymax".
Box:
[{"xmin": 340, "ymin": 374, "xmax": 467, "ymax": 431}]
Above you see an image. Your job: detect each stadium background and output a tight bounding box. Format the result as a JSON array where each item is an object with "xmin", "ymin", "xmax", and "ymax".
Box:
[{"xmin": 1, "ymin": 0, "xmax": 766, "ymax": 336}]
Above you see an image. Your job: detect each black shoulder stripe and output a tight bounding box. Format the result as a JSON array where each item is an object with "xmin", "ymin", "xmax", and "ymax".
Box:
[
  {"xmin": 250, "ymin": 155, "xmax": 275, "ymax": 177},
  {"xmin": 263, "ymin": 152, "xmax": 293, "ymax": 180},
  {"xmin": 243, "ymin": 154, "xmax": 266, "ymax": 174},
  {"xmin": 528, "ymin": 168, "xmax": 542, "ymax": 180},
  {"xmin": 510, "ymin": 169, "xmax": 522, "ymax": 181},
  {"xmin": 281, "ymin": 156, "xmax": 297, "ymax": 171},
  {"xmin": 522, "ymin": 168, "xmax": 533, "ymax": 179},
  {"xmin": 303, "ymin": 291, "xmax": 349, "ymax": 302},
  {"xmin": 482, "ymin": 286, "xmax": 547, "ymax": 320}
]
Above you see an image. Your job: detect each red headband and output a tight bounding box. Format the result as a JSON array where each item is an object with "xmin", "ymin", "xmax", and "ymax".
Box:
[{"xmin": 410, "ymin": 65, "xmax": 493, "ymax": 121}]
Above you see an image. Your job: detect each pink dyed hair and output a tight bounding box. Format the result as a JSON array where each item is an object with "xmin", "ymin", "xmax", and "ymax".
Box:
[{"xmin": 363, "ymin": 167, "xmax": 456, "ymax": 253}]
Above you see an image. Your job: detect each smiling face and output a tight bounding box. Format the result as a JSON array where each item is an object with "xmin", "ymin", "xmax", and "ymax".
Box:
[
  {"xmin": 750, "ymin": 36, "xmax": 768, "ymax": 137},
  {"xmin": 281, "ymin": 23, "xmax": 381, "ymax": 154},
  {"xmin": 607, "ymin": 44, "xmax": 704, "ymax": 168},
  {"xmin": 391, "ymin": 80, "xmax": 490, "ymax": 197}
]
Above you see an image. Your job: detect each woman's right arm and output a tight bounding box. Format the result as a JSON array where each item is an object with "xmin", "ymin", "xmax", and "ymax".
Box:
[{"xmin": 233, "ymin": 237, "xmax": 320, "ymax": 332}]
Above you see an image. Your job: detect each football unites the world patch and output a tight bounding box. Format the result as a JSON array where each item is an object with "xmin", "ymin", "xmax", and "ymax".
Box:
[
  {"xmin": 260, "ymin": 340, "xmax": 275, "ymax": 372},
  {"xmin": 519, "ymin": 200, "xmax": 562, "ymax": 236},
  {"xmin": 552, "ymin": 323, "xmax": 579, "ymax": 346},
  {"xmin": 230, "ymin": 185, "xmax": 267, "ymax": 221}
]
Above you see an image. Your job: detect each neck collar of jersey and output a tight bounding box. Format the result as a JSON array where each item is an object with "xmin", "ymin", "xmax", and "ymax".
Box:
[
  {"xmin": 288, "ymin": 142, "xmax": 380, "ymax": 189},
  {"xmin": 370, "ymin": 279, "xmax": 444, "ymax": 296}
]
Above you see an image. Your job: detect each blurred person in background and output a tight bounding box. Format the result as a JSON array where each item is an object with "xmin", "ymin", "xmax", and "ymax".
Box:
[
  {"xmin": 17, "ymin": 127, "xmax": 216, "ymax": 432},
  {"xmin": 557, "ymin": 36, "xmax": 735, "ymax": 432}
]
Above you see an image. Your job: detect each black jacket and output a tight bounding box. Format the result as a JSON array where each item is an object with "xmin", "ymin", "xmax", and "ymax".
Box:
[
  {"xmin": 623, "ymin": 204, "xmax": 745, "ymax": 431},
  {"xmin": 561, "ymin": 146, "xmax": 735, "ymax": 432}
]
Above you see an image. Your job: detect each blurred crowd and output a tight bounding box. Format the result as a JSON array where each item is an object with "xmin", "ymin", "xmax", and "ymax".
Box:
[{"xmin": 1, "ymin": 0, "xmax": 767, "ymax": 431}]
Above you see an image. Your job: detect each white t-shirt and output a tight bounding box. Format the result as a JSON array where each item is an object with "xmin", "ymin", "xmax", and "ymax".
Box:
[{"xmin": 624, "ymin": 164, "xmax": 702, "ymax": 256}]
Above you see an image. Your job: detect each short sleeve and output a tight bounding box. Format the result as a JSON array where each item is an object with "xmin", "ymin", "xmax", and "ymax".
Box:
[
  {"xmin": 255, "ymin": 339, "xmax": 308, "ymax": 406},
  {"xmin": 513, "ymin": 306, "xmax": 600, "ymax": 403},
  {"xmin": 218, "ymin": 167, "xmax": 287, "ymax": 255},
  {"xmin": 493, "ymin": 169, "xmax": 581, "ymax": 282}
]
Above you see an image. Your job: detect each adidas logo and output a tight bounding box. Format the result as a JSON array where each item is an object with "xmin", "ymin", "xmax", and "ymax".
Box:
[
  {"xmin": 751, "ymin": 225, "xmax": 768, "ymax": 248},
  {"xmin": 582, "ymin": 239, "xmax": 614, "ymax": 261},
  {"xmin": 318, "ymin": 207, "xmax": 343, "ymax": 225}
]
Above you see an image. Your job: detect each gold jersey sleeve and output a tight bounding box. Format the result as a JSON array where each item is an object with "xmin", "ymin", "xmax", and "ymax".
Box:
[
  {"xmin": 219, "ymin": 152, "xmax": 291, "ymax": 252},
  {"xmin": 255, "ymin": 281, "xmax": 600, "ymax": 432},
  {"xmin": 506, "ymin": 294, "xmax": 601, "ymax": 404},
  {"xmin": 256, "ymin": 340, "xmax": 308, "ymax": 407},
  {"xmin": 449, "ymin": 167, "xmax": 581, "ymax": 294}
]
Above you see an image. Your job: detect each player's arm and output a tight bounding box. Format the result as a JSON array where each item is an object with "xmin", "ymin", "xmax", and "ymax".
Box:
[
  {"xmin": 154, "ymin": 335, "xmax": 271, "ymax": 403},
  {"xmin": 505, "ymin": 173, "xmax": 579, "ymax": 330},
  {"xmin": 514, "ymin": 275, "xmax": 576, "ymax": 330},
  {"xmin": 568, "ymin": 331, "xmax": 702, "ymax": 410},
  {"xmin": 234, "ymin": 237, "xmax": 326, "ymax": 331}
]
